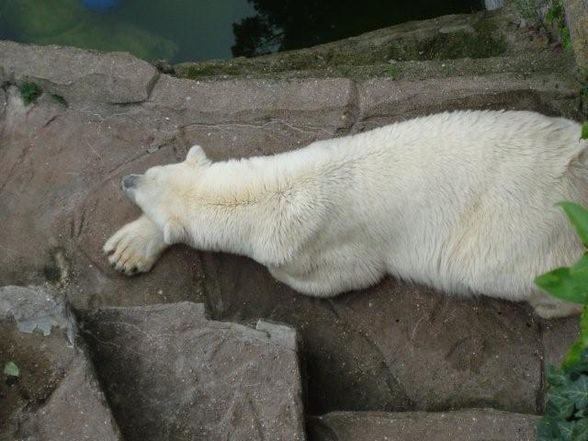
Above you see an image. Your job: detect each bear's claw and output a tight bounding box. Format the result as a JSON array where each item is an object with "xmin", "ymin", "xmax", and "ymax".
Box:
[{"xmin": 103, "ymin": 215, "xmax": 167, "ymax": 276}]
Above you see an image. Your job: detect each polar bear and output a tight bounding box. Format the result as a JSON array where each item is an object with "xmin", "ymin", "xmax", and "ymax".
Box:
[{"xmin": 104, "ymin": 110, "xmax": 588, "ymax": 319}]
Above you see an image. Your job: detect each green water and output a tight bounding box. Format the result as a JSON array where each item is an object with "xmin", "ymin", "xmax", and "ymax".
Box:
[
  {"xmin": 0, "ymin": 0, "xmax": 255, "ymax": 62},
  {"xmin": 0, "ymin": 0, "xmax": 483, "ymax": 63}
]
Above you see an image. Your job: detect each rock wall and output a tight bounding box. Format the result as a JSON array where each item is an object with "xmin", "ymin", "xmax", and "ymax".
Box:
[{"xmin": 0, "ymin": 4, "xmax": 586, "ymax": 439}]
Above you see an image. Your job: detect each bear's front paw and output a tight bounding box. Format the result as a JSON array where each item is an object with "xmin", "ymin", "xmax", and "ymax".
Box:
[{"xmin": 103, "ymin": 216, "xmax": 167, "ymax": 276}]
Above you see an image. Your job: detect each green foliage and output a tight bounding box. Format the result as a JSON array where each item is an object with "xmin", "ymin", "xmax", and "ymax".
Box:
[
  {"xmin": 51, "ymin": 93, "xmax": 67, "ymax": 107},
  {"xmin": 3, "ymin": 361, "xmax": 20, "ymax": 377},
  {"xmin": 538, "ymin": 350, "xmax": 588, "ymax": 440},
  {"xmin": 563, "ymin": 311, "xmax": 588, "ymax": 368},
  {"xmin": 545, "ymin": 0, "xmax": 572, "ymax": 50},
  {"xmin": 19, "ymin": 81, "xmax": 42, "ymax": 105},
  {"xmin": 545, "ymin": 0, "xmax": 565, "ymax": 24},
  {"xmin": 535, "ymin": 203, "xmax": 588, "ymax": 304},
  {"xmin": 536, "ymin": 197, "xmax": 588, "ymax": 439},
  {"xmin": 560, "ymin": 26, "xmax": 572, "ymax": 50},
  {"xmin": 582, "ymin": 122, "xmax": 588, "ymax": 141},
  {"xmin": 386, "ymin": 64, "xmax": 400, "ymax": 80}
]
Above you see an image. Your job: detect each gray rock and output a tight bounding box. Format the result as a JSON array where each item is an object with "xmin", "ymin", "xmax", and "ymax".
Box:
[
  {"xmin": 0, "ymin": 41, "xmax": 158, "ymax": 104},
  {"xmin": 307, "ymin": 409, "xmax": 539, "ymax": 441},
  {"xmin": 356, "ymin": 73, "xmax": 582, "ymax": 132},
  {"xmin": 485, "ymin": 0, "xmax": 504, "ymax": 10},
  {"xmin": 200, "ymin": 262, "xmax": 543, "ymax": 414},
  {"xmin": 0, "ymin": 285, "xmax": 68, "ymax": 336},
  {"xmin": 0, "ymin": 285, "xmax": 122, "ymax": 441},
  {"xmin": 16, "ymin": 357, "xmax": 123, "ymax": 441},
  {"xmin": 80, "ymin": 302, "xmax": 306, "ymax": 441},
  {"xmin": 146, "ymin": 75, "xmax": 356, "ymax": 132},
  {"xmin": 0, "ymin": 87, "xmax": 6, "ymax": 119},
  {"xmin": 174, "ymin": 8, "xmax": 548, "ymax": 80},
  {"xmin": 542, "ymin": 317, "xmax": 580, "ymax": 367},
  {"xmin": 0, "ymin": 23, "xmax": 584, "ymax": 419},
  {"xmin": 563, "ymin": 0, "xmax": 588, "ymax": 69}
]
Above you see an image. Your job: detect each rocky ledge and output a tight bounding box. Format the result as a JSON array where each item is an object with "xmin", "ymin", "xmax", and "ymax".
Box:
[{"xmin": 0, "ymin": 3, "xmax": 587, "ymax": 440}]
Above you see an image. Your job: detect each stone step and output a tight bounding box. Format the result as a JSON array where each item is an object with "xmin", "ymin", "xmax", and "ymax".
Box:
[
  {"xmin": 0, "ymin": 285, "xmax": 123, "ymax": 440},
  {"xmin": 173, "ymin": 51, "xmax": 575, "ymax": 82},
  {"xmin": 1, "ymin": 291, "xmax": 307, "ymax": 440},
  {"xmin": 79, "ymin": 302, "xmax": 306, "ymax": 441},
  {"xmin": 0, "ymin": 37, "xmax": 584, "ymax": 417},
  {"xmin": 172, "ymin": 7, "xmax": 563, "ymax": 81},
  {"xmin": 307, "ymin": 409, "xmax": 539, "ymax": 441}
]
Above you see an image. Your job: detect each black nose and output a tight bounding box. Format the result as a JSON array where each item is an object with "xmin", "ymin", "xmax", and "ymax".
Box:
[{"xmin": 121, "ymin": 174, "xmax": 139, "ymax": 190}]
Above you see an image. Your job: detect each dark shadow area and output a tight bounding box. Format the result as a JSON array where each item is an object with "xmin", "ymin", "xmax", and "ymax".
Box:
[{"xmin": 232, "ymin": 0, "xmax": 484, "ymax": 57}]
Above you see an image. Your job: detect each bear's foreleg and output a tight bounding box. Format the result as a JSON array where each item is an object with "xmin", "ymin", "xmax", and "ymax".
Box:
[{"xmin": 103, "ymin": 215, "xmax": 167, "ymax": 275}]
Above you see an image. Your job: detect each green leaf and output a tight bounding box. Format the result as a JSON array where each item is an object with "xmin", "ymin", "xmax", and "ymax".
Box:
[
  {"xmin": 566, "ymin": 309, "xmax": 588, "ymax": 368},
  {"xmin": 582, "ymin": 122, "xmax": 588, "ymax": 140},
  {"xmin": 559, "ymin": 420, "xmax": 575, "ymax": 441},
  {"xmin": 558, "ymin": 202, "xmax": 588, "ymax": 248},
  {"xmin": 546, "ymin": 388, "xmax": 576, "ymax": 419},
  {"xmin": 538, "ymin": 416, "xmax": 562, "ymax": 440},
  {"xmin": 572, "ymin": 418, "xmax": 588, "ymax": 441},
  {"xmin": 548, "ymin": 365, "xmax": 569, "ymax": 387},
  {"xmin": 535, "ymin": 263, "xmax": 588, "ymax": 304},
  {"xmin": 3, "ymin": 361, "xmax": 19, "ymax": 377},
  {"xmin": 568, "ymin": 363, "xmax": 588, "ymax": 378},
  {"xmin": 565, "ymin": 339, "xmax": 586, "ymax": 369},
  {"xmin": 581, "ymin": 309, "xmax": 588, "ymax": 346},
  {"xmin": 569, "ymin": 376, "xmax": 588, "ymax": 410}
]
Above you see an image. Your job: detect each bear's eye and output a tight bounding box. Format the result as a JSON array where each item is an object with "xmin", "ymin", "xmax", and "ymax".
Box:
[{"xmin": 145, "ymin": 167, "xmax": 161, "ymax": 179}]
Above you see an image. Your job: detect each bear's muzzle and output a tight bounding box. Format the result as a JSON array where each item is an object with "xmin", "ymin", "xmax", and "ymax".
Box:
[{"xmin": 121, "ymin": 174, "xmax": 140, "ymax": 191}]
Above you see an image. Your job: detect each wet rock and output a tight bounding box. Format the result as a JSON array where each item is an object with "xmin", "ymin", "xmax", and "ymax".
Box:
[
  {"xmin": 307, "ymin": 409, "xmax": 539, "ymax": 441},
  {"xmin": 0, "ymin": 40, "xmax": 158, "ymax": 104},
  {"xmin": 80, "ymin": 302, "xmax": 306, "ymax": 441},
  {"xmin": 0, "ymin": 285, "xmax": 121, "ymax": 440}
]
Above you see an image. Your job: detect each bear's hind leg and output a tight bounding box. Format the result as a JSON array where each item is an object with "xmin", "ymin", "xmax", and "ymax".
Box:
[
  {"xmin": 103, "ymin": 215, "xmax": 167, "ymax": 275},
  {"xmin": 529, "ymin": 291, "xmax": 583, "ymax": 319}
]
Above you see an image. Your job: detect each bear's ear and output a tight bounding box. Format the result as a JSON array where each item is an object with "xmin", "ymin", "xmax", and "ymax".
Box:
[
  {"xmin": 163, "ymin": 219, "xmax": 186, "ymax": 245},
  {"xmin": 185, "ymin": 145, "xmax": 210, "ymax": 167}
]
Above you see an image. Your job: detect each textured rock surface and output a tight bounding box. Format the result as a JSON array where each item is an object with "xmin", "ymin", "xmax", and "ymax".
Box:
[
  {"xmin": 307, "ymin": 409, "xmax": 540, "ymax": 441},
  {"xmin": 80, "ymin": 302, "xmax": 306, "ymax": 441},
  {"xmin": 0, "ymin": 285, "xmax": 121, "ymax": 441},
  {"xmin": 173, "ymin": 8, "xmax": 554, "ymax": 80},
  {"xmin": 15, "ymin": 356, "xmax": 123, "ymax": 441},
  {"xmin": 200, "ymin": 265, "xmax": 543, "ymax": 414},
  {"xmin": 0, "ymin": 34, "xmax": 584, "ymax": 417},
  {"xmin": 147, "ymin": 76, "xmax": 356, "ymax": 131},
  {"xmin": 355, "ymin": 74, "xmax": 581, "ymax": 131},
  {"xmin": 563, "ymin": 0, "xmax": 588, "ymax": 69},
  {"xmin": 0, "ymin": 40, "xmax": 159, "ymax": 104},
  {"xmin": 542, "ymin": 317, "xmax": 580, "ymax": 367}
]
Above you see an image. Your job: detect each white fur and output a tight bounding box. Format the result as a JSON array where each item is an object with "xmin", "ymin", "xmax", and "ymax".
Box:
[{"xmin": 104, "ymin": 110, "xmax": 588, "ymax": 318}]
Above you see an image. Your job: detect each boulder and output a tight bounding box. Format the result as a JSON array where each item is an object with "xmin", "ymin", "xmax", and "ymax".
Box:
[
  {"xmin": 0, "ymin": 38, "xmax": 583, "ymax": 416},
  {"xmin": 0, "ymin": 41, "xmax": 158, "ymax": 104},
  {"xmin": 79, "ymin": 302, "xmax": 306, "ymax": 441},
  {"xmin": 307, "ymin": 409, "xmax": 539, "ymax": 441},
  {"xmin": 0, "ymin": 285, "xmax": 121, "ymax": 440}
]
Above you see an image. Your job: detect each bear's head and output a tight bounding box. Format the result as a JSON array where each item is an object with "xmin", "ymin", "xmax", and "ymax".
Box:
[{"xmin": 121, "ymin": 145, "xmax": 211, "ymax": 244}]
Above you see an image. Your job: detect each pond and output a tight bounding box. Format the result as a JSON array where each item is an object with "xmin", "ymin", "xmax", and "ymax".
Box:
[{"xmin": 0, "ymin": 0, "xmax": 484, "ymax": 63}]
